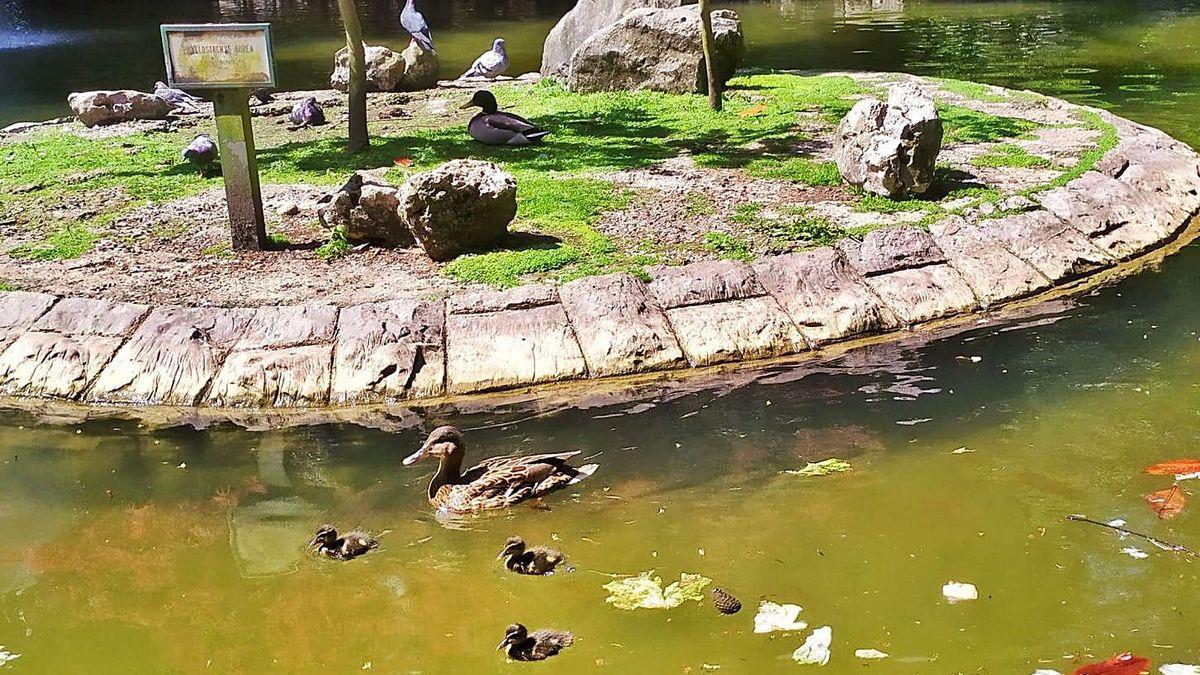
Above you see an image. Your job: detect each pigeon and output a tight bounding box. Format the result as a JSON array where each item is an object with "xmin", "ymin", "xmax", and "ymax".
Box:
[
  {"xmin": 181, "ymin": 133, "xmax": 217, "ymax": 173},
  {"xmin": 400, "ymin": 0, "xmax": 434, "ymax": 53},
  {"xmin": 289, "ymin": 97, "xmax": 326, "ymax": 128},
  {"xmin": 461, "ymin": 38, "xmax": 509, "ymax": 80},
  {"xmin": 154, "ymin": 81, "xmax": 204, "ymax": 113}
]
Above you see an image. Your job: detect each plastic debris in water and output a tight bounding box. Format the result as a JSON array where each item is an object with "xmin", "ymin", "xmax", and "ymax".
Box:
[
  {"xmin": 942, "ymin": 581, "xmax": 978, "ymax": 603},
  {"xmin": 854, "ymin": 649, "xmax": 888, "ymax": 659},
  {"xmin": 792, "ymin": 626, "xmax": 832, "ymax": 666},
  {"xmin": 602, "ymin": 571, "xmax": 711, "ymax": 610},
  {"xmin": 784, "ymin": 459, "xmax": 852, "ymax": 478},
  {"xmin": 1161, "ymin": 665, "xmax": 1200, "ymax": 675},
  {"xmin": 1121, "ymin": 547, "xmax": 1150, "ymax": 560},
  {"xmin": 753, "ymin": 601, "xmax": 808, "ymax": 633},
  {"xmin": 0, "ymin": 647, "xmax": 20, "ymax": 665},
  {"xmin": 1031, "ymin": 670, "xmax": 1063, "ymax": 675}
]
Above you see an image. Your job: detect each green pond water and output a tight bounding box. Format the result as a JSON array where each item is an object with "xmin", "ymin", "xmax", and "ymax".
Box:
[{"xmin": 2, "ymin": 0, "xmax": 1200, "ymax": 672}]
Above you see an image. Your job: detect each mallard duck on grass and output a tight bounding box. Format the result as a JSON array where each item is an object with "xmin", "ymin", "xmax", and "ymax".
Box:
[
  {"xmin": 497, "ymin": 623, "xmax": 574, "ymax": 661},
  {"xmin": 461, "ymin": 90, "xmax": 551, "ymax": 146},
  {"xmin": 498, "ymin": 536, "xmax": 571, "ymax": 575},
  {"xmin": 403, "ymin": 426, "xmax": 598, "ymax": 514},
  {"xmin": 307, "ymin": 524, "xmax": 379, "ymax": 561}
]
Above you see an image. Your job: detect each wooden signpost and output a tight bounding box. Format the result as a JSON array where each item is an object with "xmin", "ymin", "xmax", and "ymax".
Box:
[{"xmin": 161, "ymin": 23, "xmax": 276, "ymax": 250}]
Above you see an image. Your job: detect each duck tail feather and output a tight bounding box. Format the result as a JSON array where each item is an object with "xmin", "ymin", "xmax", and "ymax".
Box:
[
  {"xmin": 567, "ymin": 463, "xmax": 599, "ymax": 486},
  {"xmin": 525, "ymin": 130, "xmax": 552, "ymax": 143}
]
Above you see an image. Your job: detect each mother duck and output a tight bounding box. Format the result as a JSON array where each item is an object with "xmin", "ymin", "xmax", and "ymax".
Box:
[
  {"xmin": 461, "ymin": 90, "xmax": 551, "ymax": 146},
  {"xmin": 403, "ymin": 426, "xmax": 598, "ymax": 513}
]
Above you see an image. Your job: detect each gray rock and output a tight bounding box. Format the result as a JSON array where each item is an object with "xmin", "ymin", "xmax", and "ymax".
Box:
[
  {"xmin": 665, "ymin": 296, "xmax": 807, "ymax": 367},
  {"xmin": 837, "ymin": 225, "xmax": 945, "ymax": 276},
  {"xmin": 567, "ymin": 6, "xmax": 744, "ymax": 95},
  {"xmin": 986, "ymin": 210, "xmax": 1113, "ymax": 282},
  {"xmin": 1037, "ymin": 171, "xmax": 1171, "ymax": 260},
  {"xmin": 929, "ymin": 216, "xmax": 1050, "ymax": 305},
  {"xmin": 331, "ymin": 43, "xmax": 438, "ymax": 93},
  {"xmin": 67, "ymin": 90, "xmax": 174, "ymax": 128},
  {"xmin": 400, "ymin": 159, "xmax": 517, "ymax": 261},
  {"xmin": 541, "ymin": 0, "xmax": 683, "ymax": 78},
  {"xmin": 331, "ymin": 299, "xmax": 445, "ymax": 403},
  {"xmin": 835, "ymin": 83, "xmax": 943, "ymax": 198},
  {"xmin": 863, "ymin": 264, "xmax": 978, "ymax": 325},
  {"xmin": 317, "ymin": 171, "xmax": 414, "ymax": 247},
  {"xmin": 647, "ymin": 259, "xmax": 762, "ymax": 308},
  {"xmin": 559, "ymin": 273, "xmax": 685, "ymax": 376}
]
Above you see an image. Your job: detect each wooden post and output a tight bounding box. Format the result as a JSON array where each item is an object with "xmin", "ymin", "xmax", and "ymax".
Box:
[{"xmin": 213, "ymin": 88, "xmax": 267, "ymax": 250}]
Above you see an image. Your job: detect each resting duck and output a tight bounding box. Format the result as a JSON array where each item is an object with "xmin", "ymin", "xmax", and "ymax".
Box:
[
  {"xmin": 497, "ymin": 623, "xmax": 574, "ymax": 662},
  {"xmin": 498, "ymin": 536, "xmax": 571, "ymax": 575},
  {"xmin": 461, "ymin": 90, "xmax": 551, "ymax": 146},
  {"xmin": 402, "ymin": 426, "xmax": 598, "ymax": 513},
  {"xmin": 307, "ymin": 524, "xmax": 379, "ymax": 561}
]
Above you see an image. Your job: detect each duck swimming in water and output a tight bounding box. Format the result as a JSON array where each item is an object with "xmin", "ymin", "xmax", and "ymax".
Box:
[
  {"xmin": 461, "ymin": 90, "xmax": 551, "ymax": 146},
  {"xmin": 307, "ymin": 524, "xmax": 379, "ymax": 561},
  {"xmin": 402, "ymin": 426, "xmax": 598, "ymax": 514},
  {"xmin": 497, "ymin": 623, "xmax": 574, "ymax": 662},
  {"xmin": 498, "ymin": 536, "xmax": 571, "ymax": 575}
]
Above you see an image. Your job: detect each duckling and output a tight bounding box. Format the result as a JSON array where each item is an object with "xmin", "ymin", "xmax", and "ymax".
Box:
[
  {"xmin": 307, "ymin": 524, "xmax": 378, "ymax": 561},
  {"xmin": 460, "ymin": 90, "xmax": 550, "ymax": 146},
  {"xmin": 498, "ymin": 536, "xmax": 571, "ymax": 575},
  {"xmin": 497, "ymin": 623, "xmax": 574, "ymax": 662}
]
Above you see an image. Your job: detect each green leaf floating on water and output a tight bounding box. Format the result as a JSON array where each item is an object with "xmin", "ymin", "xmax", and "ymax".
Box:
[
  {"xmin": 603, "ymin": 571, "xmax": 713, "ymax": 610},
  {"xmin": 785, "ymin": 459, "xmax": 852, "ymax": 477}
]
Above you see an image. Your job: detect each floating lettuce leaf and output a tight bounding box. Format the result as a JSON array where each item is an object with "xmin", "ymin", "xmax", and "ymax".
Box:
[
  {"xmin": 603, "ymin": 571, "xmax": 712, "ymax": 610},
  {"xmin": 792, "ymin": 626, "xmax": 833, "ymax": 666},
  {"xmin": 785, "ymin": 459, "xmax": 852, "ymax": 477},
  {"xmin": 753, "ymin": 601, "xmax": 808, "ymax": 633}
]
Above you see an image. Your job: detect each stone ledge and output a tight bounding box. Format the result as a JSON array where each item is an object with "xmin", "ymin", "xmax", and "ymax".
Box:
[{"xmin": 0, "ymin": 83, "xmax": 1197, "ymax": 410}]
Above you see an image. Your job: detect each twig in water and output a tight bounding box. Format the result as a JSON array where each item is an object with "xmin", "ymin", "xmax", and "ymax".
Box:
[{"xmin": 1066, "ymin": 514, "xmax": 1198, "ymax": 558}]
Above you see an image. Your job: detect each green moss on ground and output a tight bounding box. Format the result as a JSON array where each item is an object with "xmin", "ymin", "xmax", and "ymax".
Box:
[
  {"xmin": 971, "ymin": 143, "xmax": 1054, "ymax": 169},
  {"xmin": 939, "ymin": 104, "xmax": 1039, "ymax": 144}
]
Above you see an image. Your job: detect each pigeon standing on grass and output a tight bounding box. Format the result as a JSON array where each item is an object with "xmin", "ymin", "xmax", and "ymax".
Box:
[
  {"xmin": 181, "ymin": 133, "xmax": 217, "ymax": 174},
  {"xmin": 154, "ymin": 81, "xmax": 204, "ymax": 113},
  {"xmin": 289, "ymin": 97, "xmax": 326, "ymax": 128},
  {"xmin": 461, "ymin": 38, "xmax": 509, "ymax": 80},
  {"xmin": 400, "ymin": 0, "xmax": 435, "ymax": 53}
]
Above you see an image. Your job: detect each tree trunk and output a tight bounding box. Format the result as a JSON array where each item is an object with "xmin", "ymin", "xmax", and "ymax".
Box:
[
  {"xmin": 698, "ymin": 0, "xmax": 722, "ymax": 111},
  {"xmin": 338, "ymin": 0, "xmax": 370, "ymax": 153}
]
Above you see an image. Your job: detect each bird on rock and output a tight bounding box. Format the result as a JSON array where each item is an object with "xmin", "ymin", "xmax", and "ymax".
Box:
[
  {"xmin": 497, "ymin": 624, "xmax": 574, "ymax": 662},
  {"xmin": 307, "ymin": 524, "xmax": 379, "ymax": 561},
  {"xmin": 461, "ymin": 90, "xmax": 550, "ymax": 146},
  {"xmin": 400, "ymin": 0, "xmax": 435, "ymax": 53},
  {"xmin": 154, "ymin": 81, "xmax": 203, "ymax": 113},
  {"xmin": 461, "ymin": 38, "xmax": 509, "ymax": 80},
  {"xmin": 289, "ymin": 97, "xmax": 326, "ymax": 128},
  {"xmin": 181, "ymin": 133, "xmax": 217, "ymax": 174}
]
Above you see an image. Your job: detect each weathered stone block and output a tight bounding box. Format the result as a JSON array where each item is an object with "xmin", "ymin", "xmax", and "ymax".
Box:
[
  {"xmin": 33, "ymin": 297, "xmax": 148, "ymax": 336},
  {"xmin": 838, "ymin": 225, "xmax": 946, "ymax": 276},
  {"xmin": 930, "ymin": 217, "xmax": 1050, "ymax": 305},
  {"xmin": 752, "ymin": 248, "xmax": 897, "ymax": 343},
  {"xmin": 647, "ymin": 259, "xmax": 762, "ymax": 308},
  {"xmin": 235, "ymin": 304, "xmax": 339, "ymax": 350},
  {"xmin": 0, "ymin": 291, "xmax": 57, "ymax": 347},
  {"xmin": 87, "ymin": 306, "xmax": 254, "ymax": 405},
  {"xmin": 208, "ymin": 345, "xmax": 333, "ymax": 407},
  {"xmin": 0, "ymin": 332, "xmax": 124, "ymax": 399},
  {"xmin": 987, "ymin": 211, "xmax": 1113, "ymax": 282},
  {"xmin": 864, "ymin": 264, "xmax": 978, "ymax": 325},
  {"xmin": 559, "ymin": 273, "xmax": 684, "ymax": 376},
  {"xmin": 665, "ymin": 296, "xmax": 806, "ymax": 366},
  {"xmin": 445, "ymin": 301, "xmax": 587, "ymax": 394},
  {"xmin": 448, "ymin": 284, "xmax": 558, "ymax": 315},
  {"xmin": 1038, "ymin": 172, "xmax": 1172, "ymax": 260},
  {"xmin": 331, "ymin": 299, "xmax": 445, "ymax": 403}
]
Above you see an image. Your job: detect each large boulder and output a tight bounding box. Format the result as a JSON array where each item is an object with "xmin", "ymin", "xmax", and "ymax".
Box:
[
  {"xmin": 567, "ymin": 6, "xmax": 745, "ymax": 95},
  {"xmin": 331, "ymin": 43, "xmax": 439, "ymax": 93},
  {"xmin": 399, "ymin": 160, "xmax": 517, "ymax": 262},
  {"xmin": 66, "ymin": 90, "xmax": 174, "ymax": 128},
  {"xmin": 541, "ymin": 0, "xmax": 684, "ymax": 79},
  {"xmin": 834, "ymin": 82, "xmax": 943, "ymax": 198},
  {"xmin": 317, "ymin": 170, "xmax": 414, "ymax": 247}
]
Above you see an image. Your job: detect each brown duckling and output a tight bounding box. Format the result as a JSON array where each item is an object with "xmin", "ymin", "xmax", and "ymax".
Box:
[
  {"xmin": 403, "ymin": 426, "xmax": 599, "ymax": 514},
  {"xmin": 307, "ymin": 524, "xmax": 379, "ymax": 561},
  {"xmin": 497, "ymin": 623, "xmax": 574, "ymax": 661},
  {"xmin": 498, "ymin": 536, "xmax": 571, "ymax": 575}
]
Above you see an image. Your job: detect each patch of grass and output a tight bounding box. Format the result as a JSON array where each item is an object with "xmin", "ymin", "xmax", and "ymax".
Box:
[
  {"xmin": 971, "ymin": 143, "xmax": 1054, "ymax": 169},
  {"xmin": 202, "ymin": 242, "xmax": 233, "ymax": 258},
  {"xmin": 702, "ymin": 231, "xmax": 753, "ymax": 262},
  {"xmin": 268, "ymin": 232, "xmax": 291, "ymax": 247},
  {"xmin": 0, "ymin": 280, "xmax": 14, "ymax": 292},
  {"xmin": 771, "ymin": 207, "xmax": 843, "ymax": 247},
  {"xmin": 743, "ymin": 157, "xmax": 841, "ymax": 185},
  {"xmin": 940, "ymin": 105, "xmax": 1040, "ymax": 144},
  {"xmin": 684, "ymin": 192, "xmax": 715, "ymax": 217},
  {"xmin": 1023, "ymin": 110, "xmax": 1119, "ymax": 194},
  {"xmin": 315, "ymin": 226, "xmax": 350, "ymax": 261},
  {"xmin": 852, "ymin": 192, "xmax": 941, "ymax": 215},
  {"xmin": 730, "ymin": 202, "xmax": 766, "ymax": 227},
  {"xmin": 8, "ymin": 223, "xmax": 98, "ymax": 260},
  {"xmin": 933, "ymin": 78, "xmax": 1008, "ymax": 103}
]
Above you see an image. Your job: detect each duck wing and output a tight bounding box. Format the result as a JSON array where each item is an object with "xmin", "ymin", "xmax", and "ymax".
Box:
[
  {"xmin": 483, "ymin": 112, "xmax": 542, "ymax": 135},
  {"xmin": 455, "ymin": 451, "xmax": 592, "ymax": 507}
]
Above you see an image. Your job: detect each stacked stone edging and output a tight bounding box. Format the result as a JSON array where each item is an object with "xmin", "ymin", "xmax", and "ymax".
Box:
[{"xmin": 1, "ymin": 91, "xmax": 1198, "ymax": 410}]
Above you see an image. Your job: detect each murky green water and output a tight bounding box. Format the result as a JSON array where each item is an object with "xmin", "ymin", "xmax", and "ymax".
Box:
[{"xmin": 1, "ymin": 0, "xmax": 1199, "ymax": 672}]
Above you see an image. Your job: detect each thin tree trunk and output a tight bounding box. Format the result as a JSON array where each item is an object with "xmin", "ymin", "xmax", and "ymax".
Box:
[
  {"xmin": 338, "ymin": 0, "xmax": 370, "ymax": 153},
  {"xmin": 698, "ymin": 0, "xmax": 722, "ymax": 111}
]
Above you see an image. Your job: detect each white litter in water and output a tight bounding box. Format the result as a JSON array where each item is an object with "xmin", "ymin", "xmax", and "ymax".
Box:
[
  {"xmin": 854, "ymin": 648, "xmax": 889, "ymax": 659},
  {"xmin": 792, "ymin": 626, "xmax": 832, "ymax": 666},
  {"xmin": 753, "ymin": 601, "xmax": 808, "ymax": 634},
  {"xmin": 1122, "ymin": 547, "xmax": 1150, "ymax": 560},
  {"xmin": 1031, "ymin": 670, "xmax": 1063, "ymax": 675},
  {"xmin": 1107, "ymin": 518, "xmax": 1128, "ymax": 528},
  {"xmin": 952, "ymin": 447, "xmax": 975, "ymax": 454},
  {"xmin": 942, "ymin": 581, "xmax": 978, "ymax": 603},
  {"xmin": 1176, "ymin": 472, "xmax": 1200, "ymax": 482},
  {"xmin": 0, "ymin": 647, "xmax": 20, "ymax": 666},
  {"xmin": 1161, "ymin": 665, "xmax": 1200, "ymax": 675}
]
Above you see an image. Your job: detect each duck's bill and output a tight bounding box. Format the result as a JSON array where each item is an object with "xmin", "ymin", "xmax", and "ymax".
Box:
[
  {"xmin": 495, "ymin": 639, "xmax": 509, "ymax": 651},
  {"xmin": 458, "ymin": 101, "xmax": 474, "ymax": 109},
  {"xmin": 402, "ymin": 446, "xmax": 427, "ymax": 466},
  {"xmin": 306, "ymin": 537, "xmax": 321, "ymax": 549}
]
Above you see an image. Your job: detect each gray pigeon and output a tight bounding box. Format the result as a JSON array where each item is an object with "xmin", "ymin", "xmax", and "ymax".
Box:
[
  {"xmin": 400, "ymin": 0, "xmax": 434, "ymax": 53},
  {"xmin": 154, "ymin": 81, "xmax": 204, "ymax": 113},
  {"xmin": 289, "ymin": 97, "xmax": 326, "ymax": 128},
  {"xmin": 461, "ymin": 38, "xmax": 509, "ymax": 80},
  {"xmin": 181, "ymin": 133, "xmax": 217, "ymax": 173}
]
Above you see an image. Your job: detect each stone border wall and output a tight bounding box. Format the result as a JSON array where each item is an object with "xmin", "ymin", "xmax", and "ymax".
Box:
[{"xmin": 1, "ymin": 97, "xmax": 1198, "ymax": 411}]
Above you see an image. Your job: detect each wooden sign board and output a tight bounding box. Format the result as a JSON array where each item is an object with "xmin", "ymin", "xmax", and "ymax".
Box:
[{"xmin": 161, "ymin": 23, "xmax": 276, "ymax": 90}]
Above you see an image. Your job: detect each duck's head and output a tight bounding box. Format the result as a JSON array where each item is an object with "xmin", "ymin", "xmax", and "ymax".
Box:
[
  {"xmin": 404, "ymin": 425, "xmax": 465, "ymax": 466},
  {"xmin": 308, "ymin": 523, "xmax": 338, "ymax": 549},
  {"xmin": 497, "ymin": 623, "xmax": 528, "ymax": 651},
  {"xmin": 498, "ymin": 536, "xmax": 526, "ymax": 560},
  {"xmin": 460, "ymin": 90, "xmax": 499, "ymax": 113},
  {"xmin": 492, "ymin": 38, "xmax": 506, "ymax": 53}
]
